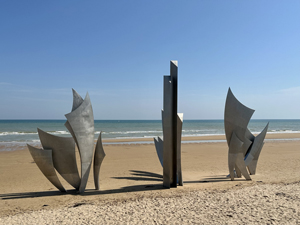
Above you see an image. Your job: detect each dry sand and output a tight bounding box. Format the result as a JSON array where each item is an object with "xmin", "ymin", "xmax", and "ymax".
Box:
[{"xmin": 0, "ymin": 133, "xmax": 299, "ymax": 224}]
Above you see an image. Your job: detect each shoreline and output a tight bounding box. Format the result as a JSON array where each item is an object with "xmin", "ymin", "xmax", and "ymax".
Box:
[{"xmin": 0, "ymin": 133, "xmax": 299, "ymax": 152}]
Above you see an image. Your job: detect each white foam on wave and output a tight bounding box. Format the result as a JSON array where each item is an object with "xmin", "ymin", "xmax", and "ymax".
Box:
[
  {"xmin": 182, "ymin": 129, "xmax": 215, "ymax": 133},
  {"xmin": 0, "ymin": 132, "xmax": 38, "ymax": 136},
  {"xmin": 104, "ymin": 130, "xmax": 161, "ymax": 134},
  {"xmin": 267, "ymin": 130, "xmax": 300, "ymax": 134},
  {"xmin": 182, "ymin": 133, "xmax": 224, "ymax": 137},
  {"xmin": 48, "ymin": 131, "xmax": 70, "ymax": 135}
]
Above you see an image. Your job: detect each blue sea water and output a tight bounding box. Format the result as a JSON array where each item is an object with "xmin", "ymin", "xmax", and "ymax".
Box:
[{"xmin": 0, "ymin": 119, "xmax": 299, "ymax": 145}]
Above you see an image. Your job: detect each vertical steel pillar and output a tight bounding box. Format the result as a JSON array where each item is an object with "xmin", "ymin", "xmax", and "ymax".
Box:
[{"xmin": 163, "ymin": 60, "xmax": 178, "ymax": 188}]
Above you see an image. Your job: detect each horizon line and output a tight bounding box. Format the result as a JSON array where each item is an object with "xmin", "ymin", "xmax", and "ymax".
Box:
[{"xmin": 0, "ymin": 118, "xmax": 299, "ymax": 121}]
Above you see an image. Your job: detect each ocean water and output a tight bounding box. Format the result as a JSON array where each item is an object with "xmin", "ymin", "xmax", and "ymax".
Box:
[{"xmin": 0, "ymin": 119, "xmax": 299, "ymax": 145}]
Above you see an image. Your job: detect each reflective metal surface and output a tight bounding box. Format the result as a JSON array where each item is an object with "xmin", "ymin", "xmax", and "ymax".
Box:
[
  {"xmin": 65, "ymin": 92, "xmax": 95, "ymax": 193},
  {"xmin": 177, "ymin": 113, "xmax": 183, "ymax": 186},
  {"xmin": 225, "ymin": 88, "xmax": 268, "ymax": 180},
  {"xmin": 154, "ymin": 113, "xmax": 183, "ymax": 186},
  {"xmin": 154, "ymin": 61, "xmax": 183, "ymax": 188},
  {"xmin": 245, "ymin": 123, "xmax": 269, "ymax": 175},
  {"xmin": 71, "ymin": 88, "xmax": 84, "ymax": 111},
  {"xmin": 37, "ymin": 128, "xmax": 80, "ymax": 190},
  {"xmin": 94, "ymin": 132, "xmax": 106, "ymax": 190},
  {"xmin": 27, "ymin": 144, "xmax": 66, "ymax": 192},
  {"xmin": 162, "ymin": 75, "xmax": 174, "ymax": 188},
  {"xmin": 27, "ymin": 89, "xmax": 97, "ymax": 193}
]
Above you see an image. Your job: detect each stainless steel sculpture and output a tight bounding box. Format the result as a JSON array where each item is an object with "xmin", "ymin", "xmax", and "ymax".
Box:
[
  {"xmin": 27, "ymin": 144, "xmax": 66, "ymax": 192},
  {"xmin": 37, "ymin": 128, "xmax": 80, "ymax": 190},
  {"xmin": 27, "ymin": 89, "xmax": 105, "ymax": 193},
  {"xmin": 225, "ymin": 88, "xmax": 269, "ymax": 180},
  {"xmin": 65, "ymin": 90, "xmax": 95, "ymax": 193},
  {"xmin": 94, "ymin": 132, "xmax": 106, "ymax": 190},
  {"xmin": 154, "ymin": 61, "xmax": 183, "ymax": 188},
  {"xmin": 244, "ymin": 123, "xmax": 268, "ymax": 175},
  {"xmin": 154, "ymin": 113, "xmax": 183, "ymax": 186}
]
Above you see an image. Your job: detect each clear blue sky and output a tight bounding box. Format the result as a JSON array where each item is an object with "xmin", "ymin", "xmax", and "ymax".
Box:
[{"xmin": 0, "ymin": 1, "xmax": 299, "ymax": 119}]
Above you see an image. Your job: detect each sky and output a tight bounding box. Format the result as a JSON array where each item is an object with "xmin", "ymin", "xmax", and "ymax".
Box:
[{"xmin": 0, "ymin": 0, "xmax": 299, "ymax": 120}]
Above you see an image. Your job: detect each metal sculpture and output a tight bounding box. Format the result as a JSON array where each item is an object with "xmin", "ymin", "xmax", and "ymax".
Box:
[
  {"xmin": 94, "ymin": 132, "xmax": 106, "ymax": 190},
  {"xmin": 154, "ymin": 61, "xmax": 183, "ymax": 188},
  {"xmin": 65, "ymin": 90, "xmax": 95, "ymax": 193},
  {"xmin": 37, "ymin": 128, "xmax": 80, "ymax": 190},
  {"xmin": 27, "ymin": 145, "xmax": 66, "ymax": 192},
  {"xmin": 225, "ymin": 88, "xmax": 269, "ymax": 180},
  {"xmin": 154, "ymin": 113, "xmax": 183, "ymax": 185},
  {"xmin": 27, "ymin": 89, "xmax": 105, "ymax": 193}
]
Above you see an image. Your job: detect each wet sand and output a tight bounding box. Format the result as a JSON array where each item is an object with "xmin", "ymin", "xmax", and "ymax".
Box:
[{"xmin": 0, "ymin": 134, "xmax": 299, "ymax": 224}]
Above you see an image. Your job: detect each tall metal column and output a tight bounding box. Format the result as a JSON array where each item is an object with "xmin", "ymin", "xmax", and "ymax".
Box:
[{"xmin": 163, "ymin": 60, "xmax": 178, "ymax": 188}]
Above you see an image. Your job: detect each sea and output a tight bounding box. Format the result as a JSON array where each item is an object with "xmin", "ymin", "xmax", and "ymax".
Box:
[{"xmin": 0, "ymin": 119, "xmax": 299, "ymax": 151}]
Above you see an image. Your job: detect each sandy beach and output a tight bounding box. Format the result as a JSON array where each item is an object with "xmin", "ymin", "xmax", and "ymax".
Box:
[{"xmin": 0, "ymin": 133, "xmax": 300, "ymax": 224}]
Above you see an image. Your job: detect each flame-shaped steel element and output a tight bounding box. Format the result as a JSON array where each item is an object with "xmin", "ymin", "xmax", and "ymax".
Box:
[
  {"xmin": 154, "ymin": 61, "xmax": 183, "ymax": 188},
  {"xmin": 225, "ymin": 88, "xmax": 269, "ymax": 180},
  {"xmin": 37, "ymin": 128, "xmax": 80, "ymax": 190},
  {"xmin": 245, "ymin": 123, "xmax": 269, "ymax": 175},
  {"xmin": 65, "ymin": 90, "xmax": 95, "ymax": 193},
  {"xmin": 27, "ymin": 89, "xmax": 102, "ymax": 193},
  {"xmin": 94, "ymin": 132, "xmax": 106, "ymax": 190},
  {"xmin": 27, "ymin": 144, "xmax": 66, "ymax": 192}
]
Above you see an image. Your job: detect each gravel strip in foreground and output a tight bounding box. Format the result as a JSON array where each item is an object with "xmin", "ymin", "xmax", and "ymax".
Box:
[{"xmin": 1, "ymin": 182, "xmax": 299, "ymax": 225}]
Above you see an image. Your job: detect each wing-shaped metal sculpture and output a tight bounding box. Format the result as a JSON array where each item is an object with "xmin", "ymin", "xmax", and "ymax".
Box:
[
  {"xmin": 71, "ymin": 88, "xmax": 84, "ymax": 111},
  {"xmin": 245, "ymin": 123, "xmax": 269, "ymax": 175},
  {"xmin": 225, "ymin": 88, "xmax": 254, "ymax": 155},
  {"xmin": 27, "ymin": 144, "xmax": 66, "ymax": 192},
  {"xmin": 225, "ymin": 88, "xmax": 269, "ymax": 180},
  {"xmin": 27, "ymin": 89, "xmax": 102, "ymax": 194},
  {"xmin": 37, "ymin": 128, "xmax": 80, "ymax": 190},
  {"xmin": 65, "ymin": 92, "xmax": 95, "ymax": 193},
  {"xmin": 94, "ymin": 132, "xmax": 106, "ymax": 190}
]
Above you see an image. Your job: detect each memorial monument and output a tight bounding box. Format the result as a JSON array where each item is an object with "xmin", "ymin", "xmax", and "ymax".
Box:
[
  {"xmin": 27, "ymin": 89, "xmax": 106, "ymax": 193},
  {"xmin": 154, "ymin": 61, "xmax": 183, "ymax": 188},
  {"xmin": 224, "ymin": 88, "xmax": 268, "ymax": 180}
]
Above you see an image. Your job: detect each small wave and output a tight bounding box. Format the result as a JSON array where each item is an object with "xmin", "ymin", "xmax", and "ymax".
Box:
[
  {"xmin": 104, "ymin": 130, "xmax": 161, "ymax": 134},
  {"xmin": 268, "ymin": 130, "xmax": 300, "ymax": 134},
  {"xmin": 48, "ymin": 131, "xmax": 70, "ymax": 135},
  {"xmin": 182, "ymin": 133, "xmax": 224, "ymax": 137},
  {"xmin": 0, "ymin": 131, "xmax": 72, "ymax": 136},
  {"xmin": 182, "ymin": 129, "xmax": 214, "ymax": 133},
  {"xmin": 0, "ymin": 132, "xmax": 38, "ymax": 136}
]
